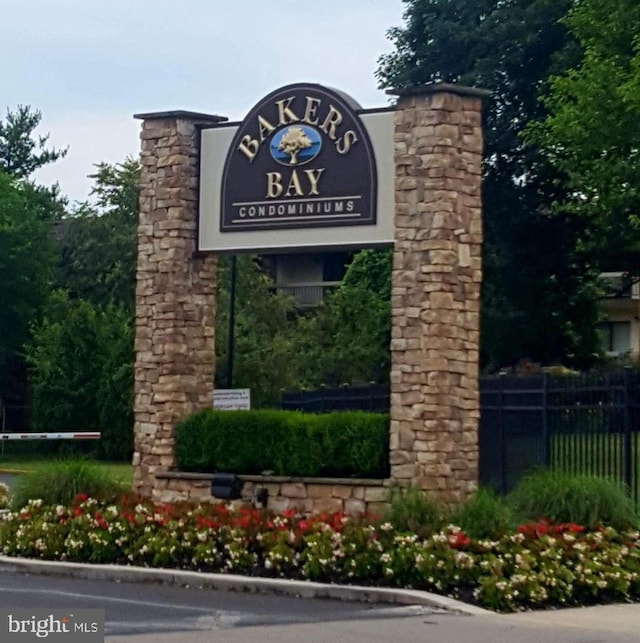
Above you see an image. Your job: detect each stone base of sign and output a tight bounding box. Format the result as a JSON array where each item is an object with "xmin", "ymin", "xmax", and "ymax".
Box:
[
  {"xmin": 132, "ymin": 111, "xmax": 226, "ymax": 497},
  {"xmin": 388, "ymin": 84, "xmax": 487, "ymax": 503},
  {"xmin": 154, "ymin": 472, "xmax": 390, "ymax": 516}
]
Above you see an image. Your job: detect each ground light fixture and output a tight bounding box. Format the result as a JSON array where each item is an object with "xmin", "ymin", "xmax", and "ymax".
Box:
[{"xmin": 210, "ymin": 473, "xmax": 270, "ymax": 508}]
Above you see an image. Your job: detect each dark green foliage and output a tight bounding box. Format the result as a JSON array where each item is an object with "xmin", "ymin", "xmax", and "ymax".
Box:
[
  {"xmin": 525, "ymin": 0, "xmax": 640, "ymax": 279},
  {"xmin": 58, "ymin": 159, "xmax": 139, "ymax": 316},
  {"xmin": 294, "ymin": 248, "xmax": 392, "ymax": 388},
  {"xmin": 450, "ymin": 487, "xmax": 516, "ymax": 539},
  {"xmin": 95, "ymin": 311, "xmax": 134, "ymax": 460},
  {"xmin": 23, "ymin": 159, "xmax": 138, "ymax": 458},
  {"xmin": 174, "ymin": 410, "xmax": 389, "ymax": 478},
  {"xmin": 10, "ymin": 458, "xmax": 126, "ymax": 509},
  {"xmin": 215, "ymin": 249, "xmax": 390, "ymax": 401},
  {"xmin": 507, "ymin": 469, "xmax": 638, "ymax": 530},
  {"xmin": 0, "ymin": 171, "xmax": 56, "ymax": 381},
  {"xmin": 383, "ymin": 485, "xmax": 445, "ymax": 537},
  {"xmin": 26, "ymin": 291, "xmax": 133, "ymax": 461},
  {"xmin": 215, "ymin": 255, "xmax": 302, "ymax": 407},
  {"xmin": 0, "ymin": 107, "xmax": 66, "ymax": 418},
  {"xmin": 0, "ymin": 105, "xmax": 67, "ymax": 179},
  {"xmin": 378, "ymin": 0, "xmax": 602, "ymax": 369}
]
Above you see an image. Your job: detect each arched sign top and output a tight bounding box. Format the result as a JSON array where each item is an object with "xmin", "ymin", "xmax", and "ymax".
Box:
[{"xmin": 220, "ymin": 83, "xmax": 377, "ymax": 233}]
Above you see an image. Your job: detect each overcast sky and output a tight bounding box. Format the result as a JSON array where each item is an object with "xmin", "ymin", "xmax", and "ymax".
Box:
[{"xmin": 3, "ymin": 0, "xmax": 405, "ymax": 206}]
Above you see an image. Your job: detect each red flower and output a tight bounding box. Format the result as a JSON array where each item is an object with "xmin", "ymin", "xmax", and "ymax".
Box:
[
  {"xmin": 213, "ymin": 503, "xmax": 230, "ymax": 517},
  {"xmin": 449, "ymin": 531, "xmax": 471, "ymax": 549},
  {"xmin": 329, "ymin": 512, "xmax": 347, "ymax": 532},
  {"xmin": 517, "ymin": 519, "xmax": 585, "ymax": 539},
  {"xmin": 74, "ymin": 493, "xmax": 89, "ymax": 504},
  {"xmin": 94, "ymin": 513, "xmax": 108, "ymax": 530},
  {"xmin": 535, "ymin": 520, "xmax": 550, "ymax": 537},
  {"xmin": 127, "ymin": 512, "xmax": 137, "ymax": 525},
  {"xmin": 232, "ymin": 515, "xmax": 252, "ymax": 529},
  {"xmin": 196, "ymin": 516, "xmax": 219, "ymax": 530}
]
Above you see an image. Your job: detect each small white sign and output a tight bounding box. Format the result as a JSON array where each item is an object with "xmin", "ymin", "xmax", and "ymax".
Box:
[{"xmin": 213, "ymin": 389, "xmax": 251, "ymax": 411}]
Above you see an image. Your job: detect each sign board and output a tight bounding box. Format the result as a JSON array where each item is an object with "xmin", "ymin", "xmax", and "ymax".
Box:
[
  {"xmin": 198, "ymin": 83, "xmax": 395, "ymax": 253},
  {"xmin": 213, "ymin": 389, "xmax": 251, "ymax": 411}
]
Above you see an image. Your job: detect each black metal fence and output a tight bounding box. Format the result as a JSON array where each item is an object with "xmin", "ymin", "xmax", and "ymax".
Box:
[
  {"xmin": 281, "ymin": 384, "xmax": 390, "ymax": 414},
  {"xmin": 480, "ymin": 370, "xmax": 640, "ymax": 503},
  {"xmin": 282, "ymin": 370, "xmax": 640, "ymax": 503}
]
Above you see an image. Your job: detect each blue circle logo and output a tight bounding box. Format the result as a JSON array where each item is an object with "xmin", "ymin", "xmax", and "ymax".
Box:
[{"xmin": 270, "ymin": 125, "xmax": 322, "ymax": 166}]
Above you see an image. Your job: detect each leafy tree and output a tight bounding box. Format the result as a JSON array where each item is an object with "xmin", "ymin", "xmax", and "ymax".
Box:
[
  {"xmin": 28, "ymin": 159, "xmax": 140, "ymax": 456},
  {"xmin": 26, "ymin": 291, "xmax": 133, "ymax": 460},
  {"xmin": 88, "ymin": 158, "xmax": 140, "ymax": 220},
  {"xmin": 27, "ymin": 291, "xmax": 103, "ymax": 435},
  {"xmin": 343, "ymin": 248, "xmax": 391, "ymax": 293},
  {"xmin": 214, "ymin": 250, "xmax": 391, "ymax": 402},
  {"xmin": 526, "ymin": 0, "xmax": 640, "ymax": 277},
  {"xmin": 215, "ymin": 255, "xmax": 301, "ymax": 407},
  {"xmin": 57, "ymin": 159, "xmax": 140, "ymax": 314},
  {"xmin": 95, "ymin": 305, "xmax": 134, "ymax": 460},
  {"xmin": 377, "ymin": 0, "xmax": 602, "ymax": 369},
  {"xmin": 8, "ymin": 149, "xmax": 138, "ymax": 455},
  {"xmin": 295, "ymin": 249, "xmax": 392, "ymax": 387},
  {"xmin": 0, "ymin": 171, "xmax": 56, "ymax": 401},
  {"xmin": 0, "ymin": 105, "xmax": 67, "ymax": 179},
  {"xmin": 0, "ymin": 106, "xmax": 66, "ymax": 372},
  {"xmin": 0, "ymin": 106, "xmax": 66, "ymax": 426}
]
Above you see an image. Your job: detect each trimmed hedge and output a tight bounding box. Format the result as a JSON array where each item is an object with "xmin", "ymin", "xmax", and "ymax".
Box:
[{"xmin": 174, "ymin": 409, "xmax": 389, "ymax": 478}]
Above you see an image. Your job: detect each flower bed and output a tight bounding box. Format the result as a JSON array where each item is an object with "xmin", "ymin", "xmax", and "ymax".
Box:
[{"xmin": 1, "ymin": 493, "xmax": 640, "ymax": 612}]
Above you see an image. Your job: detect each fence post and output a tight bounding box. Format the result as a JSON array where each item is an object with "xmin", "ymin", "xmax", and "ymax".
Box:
[
  {"xmin": 541, "ymin": 373, "xmax": 550, "ymax": 466},
  {"xmin": 624, "ymin": 367, "xmax": 633, "ymax": 492},
  {"xmin": 498, "ymin": 373, "xmax": 507, "ymax": 494}
]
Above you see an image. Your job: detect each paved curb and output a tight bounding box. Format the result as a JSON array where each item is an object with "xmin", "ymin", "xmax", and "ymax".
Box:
[{"xmin": 0, "ymin": 556, "xmax": 491, "ymax": 616}]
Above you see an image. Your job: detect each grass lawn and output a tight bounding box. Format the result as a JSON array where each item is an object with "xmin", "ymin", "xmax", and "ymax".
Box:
[{"xmin": 0, "ymin": 454, "xmax": 133, "ymax": 487}]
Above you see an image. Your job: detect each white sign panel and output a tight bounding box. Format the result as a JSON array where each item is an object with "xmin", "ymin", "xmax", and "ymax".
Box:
[{"xmin": 213, "ymin": 389, "xmax": 251, "ymax": 411}]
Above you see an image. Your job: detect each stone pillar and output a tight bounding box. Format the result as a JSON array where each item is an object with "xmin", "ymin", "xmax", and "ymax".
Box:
[
  {"xmin": 132, "ymin": 110, "xmax": 226, "ymax": 497},
  {"xmin": 389, "ymin": 84, "xmax": 488, "ymax": 503}
]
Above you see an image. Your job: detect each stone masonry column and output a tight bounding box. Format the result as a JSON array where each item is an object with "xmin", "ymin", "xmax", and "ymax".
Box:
[
  {"xmin": 389, "ymin": 84, "xmax": 489, "ymax": 503},
  {"xmin": 132, "ymin": 110, "xmax": 226, "ymax": 498}
]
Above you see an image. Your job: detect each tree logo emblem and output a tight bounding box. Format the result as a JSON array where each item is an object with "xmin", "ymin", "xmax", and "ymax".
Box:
[{"xmin": 270, "ymin": 125, "xmax": 322, "ymax": 166}]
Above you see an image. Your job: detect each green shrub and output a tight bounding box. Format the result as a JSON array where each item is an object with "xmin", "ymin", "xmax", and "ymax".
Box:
[
  {"xmin": 10, "ymin": 458, "xmax": 127, "ymax": 509},
  {"xmin": 450, "ymin": 487, "xmax": 516, "ymax": 539},
  {"xmin": 382, "ymin": 485, "xmax": 444, "ymax": 537},
  {"xmin": 174, "ymin": 409, "xmax": 389, "ymax": 478},
  {"xmin": 26, "ymin": 291, "xmax": 133, "ymax": 461},
  {"xmin": 310, "ymin": 412, "xmax": 390, "ymax": 477},
  {"xmin": 507, "ymin": 468, "xmax": 638, "ymax": 530}
]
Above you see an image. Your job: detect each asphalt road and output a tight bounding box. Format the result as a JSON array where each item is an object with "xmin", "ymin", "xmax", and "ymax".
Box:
[
  {"xmin": 0, "ymin": 567, "xmax": 640, "ymax": 643},
  {"xmin": 2, "ymin": 567, "xmax": 640, "ymax": 643},
  {"xmin": 0, "ymin": 568, "xmax": 444, "ymax": 637},
  {"xmin": 0, "ymin": 473, "xmax": 16, "ymax": 490}
]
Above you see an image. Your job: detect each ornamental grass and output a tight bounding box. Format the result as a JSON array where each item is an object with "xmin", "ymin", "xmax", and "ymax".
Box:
[{"xmin": 2, "ymin": 493, "xmax": 640, "ymax": 612}]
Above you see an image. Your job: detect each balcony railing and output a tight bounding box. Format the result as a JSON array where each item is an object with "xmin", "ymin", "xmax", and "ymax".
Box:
[
  {"xmin": 275, "ymin": 281, "xmax": 341, "ymax": 307},
  {"xmin": 601, "ymin": 272, "xmax": 639, "ymax": 299}
]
